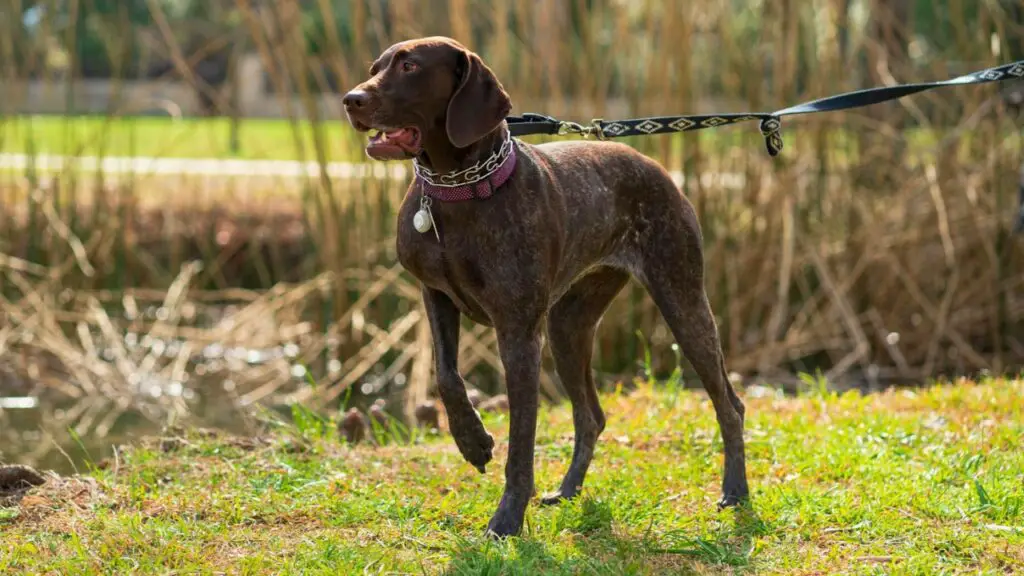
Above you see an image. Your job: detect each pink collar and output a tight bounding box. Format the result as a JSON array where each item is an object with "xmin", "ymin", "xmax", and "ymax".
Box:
[{"xmin": 411, "ymin": 135, "xmax": 518, "ymax": 202}]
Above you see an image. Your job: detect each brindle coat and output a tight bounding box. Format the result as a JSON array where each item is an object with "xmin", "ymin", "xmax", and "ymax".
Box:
[{"xmin": 343, "ymin": 36, "xmax": 749, "ymax": 537}]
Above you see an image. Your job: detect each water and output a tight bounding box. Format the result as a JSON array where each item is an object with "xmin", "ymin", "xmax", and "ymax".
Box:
[
  {"xmin": 0, "ymin": 300, "xmax": 416, "ymax": 475},
  {"xmin": 0, "ymin": 365, "xmax": 412, "ymax": 475}
]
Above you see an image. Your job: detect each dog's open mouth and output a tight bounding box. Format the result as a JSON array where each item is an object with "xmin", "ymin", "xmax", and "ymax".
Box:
[{"xmin": 366, "ymin": 127, "xmax": 421, "ymax": 160}]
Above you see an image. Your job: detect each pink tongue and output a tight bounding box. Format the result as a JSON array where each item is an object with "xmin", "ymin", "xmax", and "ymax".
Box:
[{"xmin": 385, "ymin": 129, "xmax": 414, "ymax": 146}]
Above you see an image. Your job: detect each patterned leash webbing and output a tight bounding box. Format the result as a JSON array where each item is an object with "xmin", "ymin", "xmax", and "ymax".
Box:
[{"xmin": 506, "ymin": 57, "xmax": 1024, "ymax": 230}]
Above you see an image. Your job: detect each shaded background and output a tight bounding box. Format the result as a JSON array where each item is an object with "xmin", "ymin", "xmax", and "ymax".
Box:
[{"xmin": 1, "ymin": 0, "xmax": 1022, "ymax": 471}]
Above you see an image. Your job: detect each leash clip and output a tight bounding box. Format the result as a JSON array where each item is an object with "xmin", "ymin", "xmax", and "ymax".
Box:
[
  {"xmin": 557, "ymin": 120, "xmax": 586, "ymax": 136},
  {"xmin": 556, "ymin": 119, "xmax": 607, "ymax": 140}
]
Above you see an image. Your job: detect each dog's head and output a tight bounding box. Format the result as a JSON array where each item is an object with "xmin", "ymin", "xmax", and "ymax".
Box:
[{"xmin": 342, "ymin": 36, "xmax": 512, "ymax": 164}]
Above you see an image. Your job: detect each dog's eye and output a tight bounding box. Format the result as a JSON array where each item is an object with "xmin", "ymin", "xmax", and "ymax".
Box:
[{"xmin": 401, "ymin": 61, "xmax": 418, "ymax": 73}]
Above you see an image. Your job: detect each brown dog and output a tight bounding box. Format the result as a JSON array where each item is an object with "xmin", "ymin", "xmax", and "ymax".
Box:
[{"xmin": 343, "ymin": 36, "xmax": 748, "ymax": 537}]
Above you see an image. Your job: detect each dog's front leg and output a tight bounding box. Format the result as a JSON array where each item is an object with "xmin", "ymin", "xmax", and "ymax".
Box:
[
  {"xmin": 422, "ymin": 287, "xmax": 494, "ymax": 472},
  {"xmin": 485, "ymin": 326, "xmax": 542, "ymax": 538}
]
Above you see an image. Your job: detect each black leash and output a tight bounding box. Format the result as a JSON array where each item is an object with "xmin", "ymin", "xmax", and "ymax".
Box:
[
  {"xmin": 507, "ymin": 58, "xmax": 1024, "ymax": 158},
  {"xmin": 508, "ymin": 58, "xmax": 1024, "ymax": 233}
]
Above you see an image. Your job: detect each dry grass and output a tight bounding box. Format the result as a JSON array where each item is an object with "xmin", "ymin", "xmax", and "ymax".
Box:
[{"xmin": 1, "ymin": 0, "xmax": 1023, "ymax": 424}]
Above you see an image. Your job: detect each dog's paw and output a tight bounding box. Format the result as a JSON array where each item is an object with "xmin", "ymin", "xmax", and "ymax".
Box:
[
  {"xmin": 716, "ymin": 493, "xmax": 748, "ymax": 510},
  {"xmin": 539, "ymin": 491, "xmax": 569, "ymax": 506},
  {"xmin": 452, "ymin": 426, "xmax": 494, "ymax": 473},
  {"xmin": 718, "ymin": 474, "xmax": 750, "ymax": 510},
  {"xmin": 539, "ymin": 484, "xmax": 580, "ymax": 506},
  {"xmin": 484, "ymin": 512, "xmax": 523, "ymax": 539}
]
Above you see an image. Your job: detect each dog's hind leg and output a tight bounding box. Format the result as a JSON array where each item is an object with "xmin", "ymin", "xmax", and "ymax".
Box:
[
  {"xmin": 540, "ymin": 267, "xmax": 630, "ymax": 505},
  {"xmin": 638, "ymin": 201, "xmax": 749, "ymax": 508}
]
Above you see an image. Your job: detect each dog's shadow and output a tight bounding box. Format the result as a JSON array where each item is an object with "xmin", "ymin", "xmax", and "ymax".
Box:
[
  {"xmin": 643, "ymin": 503, "xmax": 768, "ymax": 568},
  {"xmin": 442, "ymin": 498, "xmax": 767, "ymax": 575}
]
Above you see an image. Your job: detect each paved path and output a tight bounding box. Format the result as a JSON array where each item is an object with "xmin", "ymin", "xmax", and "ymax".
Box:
[
  {"xmin": 0, "ymin": 153, "xmax": 408, "ymax": 180},
  {"xmin": 0, "ymin": 153, "xmax": 746, "ymax": 189}
]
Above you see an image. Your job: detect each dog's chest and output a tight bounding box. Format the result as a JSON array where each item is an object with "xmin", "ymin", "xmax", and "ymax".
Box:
[
  {"xmin": 396, "ymin": 222, "xmax": 448, "ymax": 286},
  {"xmin": 395, "ymin": 199, "xmax": 492, "ymax": 320}
]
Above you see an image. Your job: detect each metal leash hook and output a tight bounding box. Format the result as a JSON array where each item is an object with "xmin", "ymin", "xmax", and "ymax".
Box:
[
  {"xmin": 556, "ymin": 119, "xmax": 607, "ymax": 140},
  {"xmin": 556, "ymin": 120, "xmax": 585, "ymax": 136}
]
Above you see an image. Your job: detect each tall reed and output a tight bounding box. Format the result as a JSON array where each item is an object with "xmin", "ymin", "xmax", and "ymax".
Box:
[{"xmin": 1, "ymin": 0, "xmax": 1021, "ymax": 421}]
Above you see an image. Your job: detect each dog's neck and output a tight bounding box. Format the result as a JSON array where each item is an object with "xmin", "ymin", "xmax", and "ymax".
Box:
[
  {"xmin": 417, "ymin": 124, "xmax": 508, "ymax": 174},
  {"xmin": 412, "ymin": 125, "xmax": 518, "ymax": 202}
]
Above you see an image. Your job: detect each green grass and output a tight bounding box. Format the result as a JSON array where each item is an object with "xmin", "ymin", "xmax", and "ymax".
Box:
[
  {"xmin": 0, "ymin": 114, "xmax": 775, "ymax": 163},
  {"xmin": 1, "ymin": 114, "xmax": 977, "ymax": 167},
  {"xmin": 0, "ymin": 115, "xmax": 365, "ymax": 162},
  {"xmin": 3, "ymin": 378, "xmax": 1023, "ymax": 575}
]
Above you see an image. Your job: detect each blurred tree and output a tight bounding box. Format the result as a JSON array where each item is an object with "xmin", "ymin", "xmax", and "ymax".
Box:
[
  {"xmin": 11, "ymin": 0, "xmax": 1023, "ymax": 98},
  {"xmin": 10, "ymin": 0, "xmax": 145, "ymax": 78},
  {"xmin": 302, "ymin": 0, "xmax": 358, "ymax": 57},
  {"xmin": 74, "ymin": 0, "xmax": 153, "ymax": 78}
]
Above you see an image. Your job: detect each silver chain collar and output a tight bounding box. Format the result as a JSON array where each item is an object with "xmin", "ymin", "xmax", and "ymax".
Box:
[{"xmin": 412, "ymin": 131, "xmax": 515, "ymax": 188}]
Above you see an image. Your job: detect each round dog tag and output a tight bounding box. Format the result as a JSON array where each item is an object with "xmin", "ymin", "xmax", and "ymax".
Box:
[{"xmin": 413, "ymin": 209, "xmax": 432, "ymax": 233}]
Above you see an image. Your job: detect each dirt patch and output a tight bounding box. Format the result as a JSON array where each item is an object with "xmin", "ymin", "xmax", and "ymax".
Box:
[
  {"xmin": 0, "ymin": 465, "xmax": 47, "ymax": 507},
  {"xmin": 0, "ymin": 465, "xmax": 109, "ymax": 527}
]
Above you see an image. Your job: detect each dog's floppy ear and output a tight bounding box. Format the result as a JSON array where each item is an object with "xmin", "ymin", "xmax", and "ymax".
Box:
[{"xmin": 445, "ymin": 49, "xmax": 512, "ymax": 149}]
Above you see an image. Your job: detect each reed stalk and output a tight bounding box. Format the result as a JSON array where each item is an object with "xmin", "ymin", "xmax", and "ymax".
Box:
[{"xmin": 0, "ymin": 0, "xmax": 1020, "ymax": 419}]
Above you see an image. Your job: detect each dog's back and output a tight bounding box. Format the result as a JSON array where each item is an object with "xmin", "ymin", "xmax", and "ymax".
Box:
[{"xmin": 521, "ymin": 138, "xmax": 704, "ymax": 288}]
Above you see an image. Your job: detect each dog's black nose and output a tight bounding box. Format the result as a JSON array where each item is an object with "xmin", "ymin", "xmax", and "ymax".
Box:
[{"xmin": 343, "ymin": 89, "xmax": 370, "ymax": 109}]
